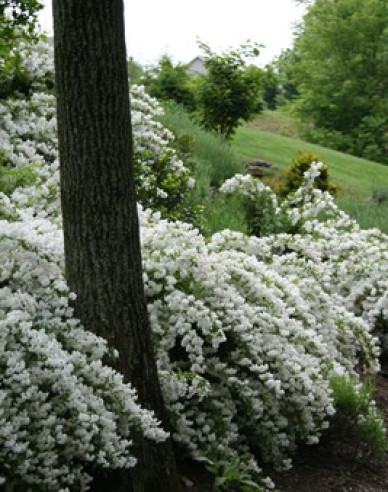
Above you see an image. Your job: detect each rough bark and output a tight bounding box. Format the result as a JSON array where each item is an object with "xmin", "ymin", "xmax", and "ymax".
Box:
[{"xmin": 52, "ymin": 1, "xmax": 182, "ymax": 490}]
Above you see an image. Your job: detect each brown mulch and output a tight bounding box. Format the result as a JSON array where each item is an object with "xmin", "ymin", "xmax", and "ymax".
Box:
[{"xmin": 181, "ymin": 358, "xmax": 388, "ymax": 492}]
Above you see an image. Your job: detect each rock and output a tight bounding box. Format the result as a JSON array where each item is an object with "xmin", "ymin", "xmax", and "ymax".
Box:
[
  {"xmin": 247, "ymin": 166, "xmax": 264, "ymax": 178},
  {"xmin": 244, "ymin": 159, "xmax": 273, "ymax": 168}
]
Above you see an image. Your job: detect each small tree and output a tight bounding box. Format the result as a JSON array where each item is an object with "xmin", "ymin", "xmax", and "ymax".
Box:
[{"xmin": 196, "ymin": 41, "xmax": 263, "ymax": 139}]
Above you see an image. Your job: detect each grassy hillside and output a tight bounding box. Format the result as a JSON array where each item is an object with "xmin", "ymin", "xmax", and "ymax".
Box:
[
  {"xmin": 161, "ymin": 105, "xmax": 388, "ymax": 234},
  {"xmin": 233, "ymin": 126, "xmax": 388, "ymax": 197},
  {"xmin": 233, "ymin": 124, "xmax": 388, "ymax": 233},
  {"xmin": 160, "ymin": 104, "xmax": 247, "ymax": 234}
]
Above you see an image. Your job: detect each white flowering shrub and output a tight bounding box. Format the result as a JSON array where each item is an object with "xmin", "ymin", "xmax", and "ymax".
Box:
[
  {"xmin": 131, "ymin": 85, "xmax": 197, "ymax": 222},
  {"xmin": 1, "ymin": 40, "xmax": 387, "ymax": 491},
  {"xmin": 0, "ymin": 40, "xmax": 195, "ymax": 222},
  {"xmin": 220, "ymin": 163, "xmax": 388, "ymax": 355},
  {"xmin": 0, "ymin": 205, "xmax": 167, "ymax": 491},
  {"xmin": 220, "ymin": 174, "xmax": 288, "ymax": 237},
  {"xmin": 140, "ymin": 207, "xmax": 379, "ymax": 485},
  {"xmin": 0, "ymin": 36, "xmax": 55, "ymax": 99}
]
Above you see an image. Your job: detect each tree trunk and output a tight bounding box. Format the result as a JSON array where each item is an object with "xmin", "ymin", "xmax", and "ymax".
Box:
[{"xmin": 52, "ymin": 1, "xmax": 182, "ymax": 490}]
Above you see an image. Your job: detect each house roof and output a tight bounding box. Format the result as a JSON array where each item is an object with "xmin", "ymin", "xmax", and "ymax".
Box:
[{"xmin": 186, "ymin": 56, "xmax": 207, "ymax": 76}]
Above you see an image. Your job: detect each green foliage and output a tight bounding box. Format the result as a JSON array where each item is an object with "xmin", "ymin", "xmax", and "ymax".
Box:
[
  {"xmin": 330, "ymin": 375, "xmax": 387, "ymax": 458},
  {"xmin": 244, "ymin": 190, "xmax": 285, "ymax": 237},
  {"xmin": 0, "ymin": 149, "xmax": 38, "ymax": 195},
  {"xmin": 0, "ymin": 0, "xmax": 46, "ymax": 100},
  {"xmin": 261, "ymin": 64, "xmax": 279, "ymax": 110},
  {"xmin": 0, "ymin": 0, "xmax": 43, "ymax": 46},
  {"xmin": 351, "ymin": 113, "xmax": 388, "ymax": 164},
  {"xmin": 291, "ymin": 0, "xmax": 388, "ymax": 163},
  {"xmin": 278, "ymin": 151, "xmax": 336, "ymax": 198},
  {"xmin": 141, "ymin": 55, "xmax": 196, "ymax": 110},
  {"xmin": 0, "ymin": 49, "xmax": 31, "ymax": 98},
  {"xmin": 196, "ymin": 41, "xmax": 263, "ymax": 139},
  {"xmin": 161, "ymin": 102, "xmax": 243, "ymax": 188},
  {"xmin": 273, "ymin": 48, "xmax": 299, "ymax": 105},
  {"xmin": 159, "ymin": 102, "xmax": 248, "ymax": 235},
  {"xmin": 127, "ymin": 56, "xmax": 144, "ymax": 85},
  {"xmin": 133, "ymin": 147, "xmax": 201, "ymax": 226},
  {"xmin": 197, "ymin": 456, "xmax": 263, "ymax": 492},
  {"xmin": 204, "ymin": 194, "xmax": 248, "ymax": 236},
  {"xmin": 232, "ymin": 124, "xmax": 388, "ymax": 233}
]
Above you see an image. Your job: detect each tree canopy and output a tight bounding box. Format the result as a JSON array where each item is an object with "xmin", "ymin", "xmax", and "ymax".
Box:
[
  {"xmin": 141, "ymin": 54, "xmax": 195, "ymax": 110},
  {"xmin": 196, "ymin": 41, "xmax": 263, "ymax": 139},
  {"xmin": 291, "ymin": 0, "xmax": 388, "ymax": 163}
]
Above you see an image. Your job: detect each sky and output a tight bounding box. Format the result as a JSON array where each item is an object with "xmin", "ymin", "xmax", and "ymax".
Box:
[{"xmin": 38, "ymin": 1, "xmax": 306, "ymax": 67}]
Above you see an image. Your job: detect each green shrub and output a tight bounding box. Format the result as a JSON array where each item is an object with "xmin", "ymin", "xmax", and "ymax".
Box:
[
  {"xmin": 351, "ymin": 114, "xmax": 388, "ymax": 164},
  {"xmin": 278, "ymin": 150, "xmax": 336, "ymax": 198},
  {"xmin": 299, "ymin": 117, "xmax": 388, "ymax": 166}
]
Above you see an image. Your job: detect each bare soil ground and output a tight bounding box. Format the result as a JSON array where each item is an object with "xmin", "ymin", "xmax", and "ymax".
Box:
[
  {"xmin": 181, "ymin": 357, "xmax": 388, "ymax": 491},
  {"xmin": 246, "ymin": 113, "xmax": 301, "ymax": 140}
]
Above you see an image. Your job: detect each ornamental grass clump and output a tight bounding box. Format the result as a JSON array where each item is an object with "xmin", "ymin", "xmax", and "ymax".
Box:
[{"xmin": 330, "ymin": 376, "xmax": 387, "ymax": 458}]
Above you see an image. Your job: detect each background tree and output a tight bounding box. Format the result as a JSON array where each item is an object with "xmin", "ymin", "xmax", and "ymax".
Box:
[
  {"xmin": 274, "ymin": 47, "xmax": 299, "ymax": 105},
  {"xmin": 196, "ymin": 41, "xmax": 263, "ymax": 139},
  {"xmin": 52, "ymin": 1, "xmax": 182, "ymax": 491},
  {"xmin": 141, "ymin": 54, "xmax": 196, "ymax": 110},
  {"xmin": 127, "ymin": 56, "xmax": 144, "ymax": 85},
  {"xmin": 261, "ymin": 63, "xmax": 280, "ymax": 110},
  {"xmin": 291, "ymin": 0, "xmax": 388, "ymax": 163}
]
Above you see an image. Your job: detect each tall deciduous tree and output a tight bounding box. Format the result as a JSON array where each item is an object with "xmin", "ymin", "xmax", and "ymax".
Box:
[
  {"xmin": 52, "ymin": 1, "xmax": 182, "ymax": 491},
  {"xmin": 292, "ymin": 0, "xmax": 388, "ymax": 162}
]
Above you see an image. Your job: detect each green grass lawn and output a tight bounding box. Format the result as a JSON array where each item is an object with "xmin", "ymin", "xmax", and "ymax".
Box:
[
  {"xmin": 162, "ymin": 104, "xmax": 388, "ymax": 234},
  {"xmin": 233, "ymin": 126, "xmax": 388, "ymax": 198},
  {"xmin": 232, "ymin": 125, "xmax": 388, "ymax": 234}
]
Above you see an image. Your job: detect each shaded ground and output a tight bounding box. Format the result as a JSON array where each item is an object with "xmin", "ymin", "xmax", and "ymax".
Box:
[{"xmin": 181, "ymin": 358, "xmax": 388, "ymax": 491}]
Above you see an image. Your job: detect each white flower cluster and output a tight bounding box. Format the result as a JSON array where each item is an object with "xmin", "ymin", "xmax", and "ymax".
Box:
[
  {"xmin": 219, "ymin": 163, "xmax": 388, "ymax": 355},
  {"xmin": 220, "ymin": 173, "xmax": 278, "ymax": 206},
  {"xmin": 1, "ymin": 40, "xmax": 387, "ymax": 490},
  {"xmin": 2, "ymin": 36, "xmax": 55, "ymax": 97},
  {"xmin": 0, "ymin": 211, "xmax": 167, "ymax": 490},
  {"xmin": 16, "ymin": 38, "xmax": 55, "ymax": 91},
  {"xmin": 130, "ymin": 84, "xmax": 195, "ymax": 219},
  {"xmin": 139, "ymin": 206, "xmax": 379, "ymax": 482},
  {"xmin": 0, "ymin": 40, "xmax": 193, "ymax": 221}
]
